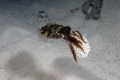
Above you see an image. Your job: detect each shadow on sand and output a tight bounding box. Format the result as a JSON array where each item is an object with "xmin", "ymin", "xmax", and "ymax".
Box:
[
  {"xmin": 53, "ymin": 57, "xmax": 103, "ymax": 80},
  {"xmin": 5, "ymin": 51, "xmax": 58, "ymax": 80}
]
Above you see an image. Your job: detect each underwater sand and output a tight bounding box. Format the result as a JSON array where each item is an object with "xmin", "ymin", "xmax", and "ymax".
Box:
[{"xmin": 0, "ymin": 0, "xmax": 120, "ymax": 80}]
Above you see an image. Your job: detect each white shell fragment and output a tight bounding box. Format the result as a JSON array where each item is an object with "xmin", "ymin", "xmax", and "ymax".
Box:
[
  {"xmin": 70, "ymin": 31, "xmax": 91, "ymax": 58},
  {"xmin": 74, "ymin": 36, "xmax": 90, "ymax": 58}
]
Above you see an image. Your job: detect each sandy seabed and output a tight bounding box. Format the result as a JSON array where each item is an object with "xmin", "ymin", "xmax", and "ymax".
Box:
[{"xmin": 0, "ymin": 0, "xmax": 120, "ymax": 80}]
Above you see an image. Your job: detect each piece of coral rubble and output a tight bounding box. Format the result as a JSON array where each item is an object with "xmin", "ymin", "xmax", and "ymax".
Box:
[{"xmin": 82, "ymin": 0, "xmax": 103, "ymax": 20}]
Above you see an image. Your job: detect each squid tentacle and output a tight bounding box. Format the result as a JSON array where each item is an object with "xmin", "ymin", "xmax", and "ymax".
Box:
[
  {"xmin": 68, "ymin": 35, "xmax": 85, "ymax": 53},
  {"xmin": 72, "ymin": 31, "xmax": 87, "ymax": 43},
  {"xmin": 69, "ymin": 43, "xmax": 78, "ymax": 62},
  {"xmin": 68, "ymin": 35, "xmax": 83, "ymax": 46}
]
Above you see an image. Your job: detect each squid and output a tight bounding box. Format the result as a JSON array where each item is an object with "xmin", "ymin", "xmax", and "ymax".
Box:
[{"xmin": 39, "ymin": 23, "xmax": 91, "ymax": 62}]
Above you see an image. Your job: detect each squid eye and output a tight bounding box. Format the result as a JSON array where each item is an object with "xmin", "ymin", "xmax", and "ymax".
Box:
[{"xmin": 58, "ymin": 33, "xmax": 64, "ymax": 38}]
